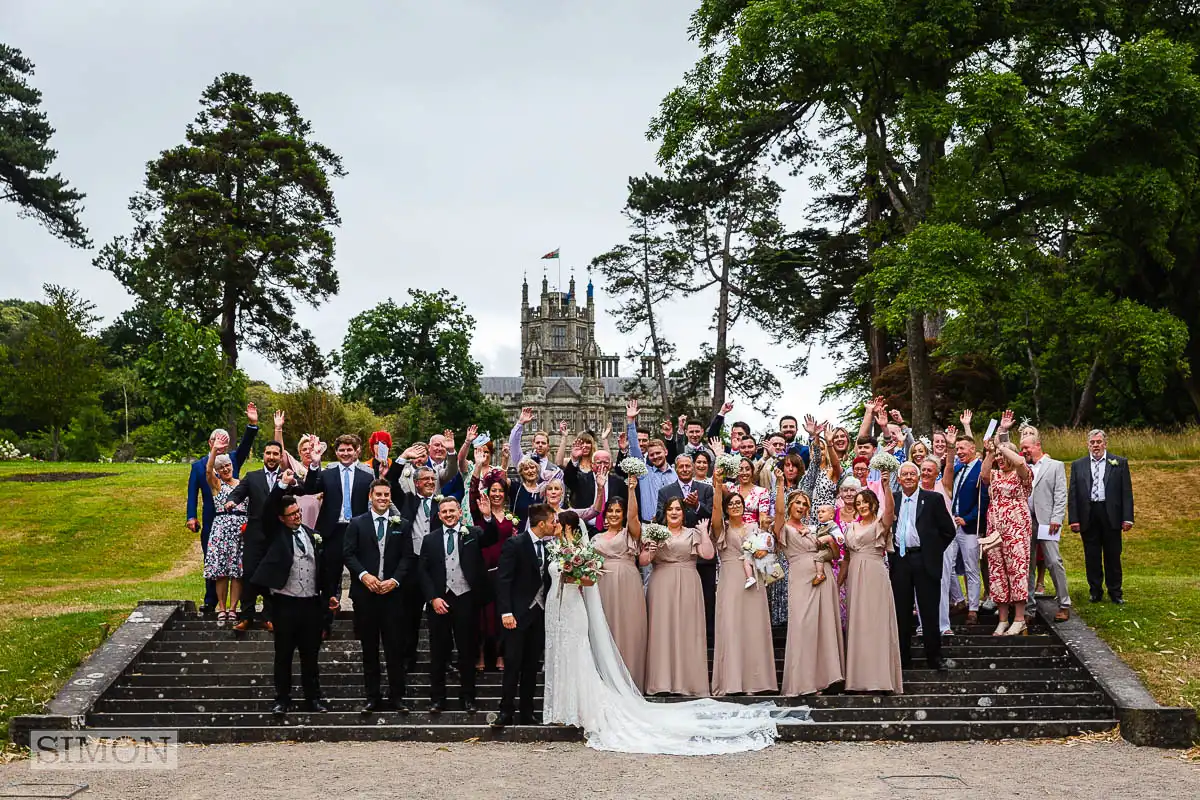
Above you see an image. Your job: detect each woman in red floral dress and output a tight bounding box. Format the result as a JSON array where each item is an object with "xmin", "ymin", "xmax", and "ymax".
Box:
[
  {"xmin": 981, "ymin": 436, "xmax": 1034, "ymax": 636},
  {"xmin": 470, "ymin": 451, "xmax": 518, "ymax": 671}
]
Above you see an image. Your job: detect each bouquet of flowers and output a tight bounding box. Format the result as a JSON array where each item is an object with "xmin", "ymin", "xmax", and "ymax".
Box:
[
  {"xmin": 619, "ymin": 457, "xmax": 648, "ymax": 477},
  {"xmin": 716, "ymin": 453, "xmax": 743, "ymax": 477},
  {"xmin": 741, "ymin": 531, "xmax": 772, "ymax": 559},
  {"xmin": 869, "ymin": 450, "xmax": 900, "ymax": 474},
  {"xmin": 547, "ymin": 537, "xmax": 606, "ymax": 586},
  {"xmin": 641, "ymin": 522, "xmax": 670, "ymax": 544}
]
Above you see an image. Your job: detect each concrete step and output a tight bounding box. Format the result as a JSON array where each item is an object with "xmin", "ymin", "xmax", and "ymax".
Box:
[
  {"xmin": 775, "ymin": 719, "xmax": 1117, "ymax": 742},
  {"xmin": 92, "ymin": 691, "xmax": 1109, "ymax": 714}
]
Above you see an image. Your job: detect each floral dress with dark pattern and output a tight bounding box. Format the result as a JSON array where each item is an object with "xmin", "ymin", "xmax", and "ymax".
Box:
[{"xmin": 203, "ymin": 481, "xmax": 247, "ymax": 579}]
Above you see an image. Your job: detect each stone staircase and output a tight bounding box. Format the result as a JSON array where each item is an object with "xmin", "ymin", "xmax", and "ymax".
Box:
[{"xmin": 81, "ymin": 609, "xmax": 1117, "ymax": 743}]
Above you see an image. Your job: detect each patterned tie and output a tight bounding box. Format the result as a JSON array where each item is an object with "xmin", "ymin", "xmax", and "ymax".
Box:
[
  {"xmin": 293, "ymin": 529, "xmax": 307, "ymax": 556},
  {"xmin": 341, "ymin": 467, "xmax": 352, "ymax": 520},
  {"xmin": 446, "ymin": 528, "xmax": 456, "ymax": 555},
  {"xmin": 534, "ymin": 539, "xmax": 547, "ymax": 608},
  {"xmin": 267, "ymin": 470, "xmax": 277, "ymax": 491},
  {"xmin": 1091, "ymin": 458, "xmax": 1103, "ymax": 501},
  {"xmin": 375, "ymin": 517, "xmax": 386, "ymax": 542}
]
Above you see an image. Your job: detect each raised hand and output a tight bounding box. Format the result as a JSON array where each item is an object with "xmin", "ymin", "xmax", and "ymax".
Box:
[
  {"xmin": 626, "ymin": 474, "xmax": 639, "ymax": 489},
  {"xmin": 312, "ymin": 440, "xmax": 328, "ymax": 462},
  {"xmin": 660, "ymin": 419, "xmax": 673, "ymax": 438},
  {"xmin": 477, "ymin": 492, "xmax": 492, "ymax": 518},
  {"xmin": 721, "ymin": 400, "xmax": 734, "ymax": 416},
  {"xmin": 626, "ymin": 398, "xmax": 640, "ymax": 420},
  {"xmin": 983, "ymin": 438, "xmax": 997, "ymax": 454},
  {"xmin": 443, "ymin": 429, "xmax": 456, "ymax": 450},
  {"xmin": 474, "ymin": 448, "xmax": 490, "ymax": 468},
  {"xmin": 601, "ymin": 421, "xmax": 612, "ymax": 441},
  {"xmin": 889, "ymin": 408, "xmax": 904, "ymax": 425},
  {"xmin": 273, "ymin": 409, "xmax": 285, "ymax": 428},
  {"xmin": 466, "ymin": 424, "xmax": 479, "ymax": 443},
  {"xmin": 281, "ymin": 468, "xmax": 295, "ymax": 486},
  {"xmin": 618, "ymin": 431, "xmax": 629, "ymax": 451},
  {"xmin": 803, "ymin": 414, "xmax": 818, "ymax": 436},
  {"xmin": 558, "ymin": 420, "xmax": 570, "ymax": 435},
  {"xmin": 999, "ymin": 409, "xmax": 1014, "ymax": 433},
  {"xmin": 501, "ymin": 442, "xmax": 511, "ymax": 457},
  {"xmin": 945, "ymin": 425, "xmax": 958, "ymax": 441},
  {"xmin": 773, "ymin": 466, "xmax": 783, "ymax": 481},
  {"xmin": 211, "ymin": 431, "xmax": 230, "ymax": 452},
  {"xmin": 960, "ymin": 409, "xmax": 974, "ymax": 427},
  {"xmin": 677, "ymin": 413, "xmax": 688, "ymax": 432},
  {"xmin": 570, "ymin": 441, "xmax": 584, "ymax": 461},
  {"xmin": 709, "ymin": 435, "xmax": 725, "ymax": 453},
  {"xmin": 519, "ymin": 406, "xmax": 535, "ymax": 426},
  {"xmin": 401, "ymin": 443, "xmax": 427, "ymax": 462},
  {"xmin": 246, "ymin": 402, "xmax": 259, "ymax": 426}
]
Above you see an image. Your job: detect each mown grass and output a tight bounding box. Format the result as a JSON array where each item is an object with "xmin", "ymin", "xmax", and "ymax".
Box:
[{"xmin": 1039, "ymin": 426, "xmax": 1200, "ymax": 462}]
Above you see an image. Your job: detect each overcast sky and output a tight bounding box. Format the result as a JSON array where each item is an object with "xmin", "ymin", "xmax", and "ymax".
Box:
[{"xmin": 2, "ymin": 0, "xmax": 843, "ymax": 432}]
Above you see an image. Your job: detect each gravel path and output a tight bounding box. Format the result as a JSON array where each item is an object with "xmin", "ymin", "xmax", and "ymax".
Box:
[{"xmin": 3, "ymin": 739, "xmax": 1197, "ymax": 799}]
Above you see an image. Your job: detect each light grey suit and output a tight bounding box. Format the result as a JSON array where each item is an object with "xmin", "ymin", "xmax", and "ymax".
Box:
[{"xmin": 1027, "ymin": 455, "xmax": 1071, "ymax": 613}]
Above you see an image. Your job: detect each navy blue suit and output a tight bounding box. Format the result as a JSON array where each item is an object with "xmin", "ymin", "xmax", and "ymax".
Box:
[{"xmin": 186, "ymin": 424, "xmax": 258, "ymax": 608}]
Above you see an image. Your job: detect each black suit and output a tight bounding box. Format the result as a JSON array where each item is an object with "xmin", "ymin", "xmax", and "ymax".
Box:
[
  {"xmin": 298, "ymin": 462, "xmax": 373, "ymax": 630},
  {"xmin": 1068, "ymin": 453, "xmax": 1134, "ymax": 601},
  {"xmin": 251, "ymin": 483, "xmax": 340, "ymax": 704},
  {"xmin": 227, "ymin": 468, "xmax": 284, "ymax": 624},
  {"xmin": 344, "ymin": 511, "xmax": 415, "ymax": 703},
  {"xmin": 419, "ymin": 522, "xmax": 498, "ymax": 707},
  {"xmin": 384, "ymin": 474, "xmax": 446, "ymax": 667},
  {"xmin": 890, "ymin": 488, "xmax": 956, "ymax": 668},
  {"xmin": 494, "ymin": 532, "xmax": 551, "ymax": 721},
  {"xmin": 657, "ymin": 480, "xmax": 717, "ymax": 642}
]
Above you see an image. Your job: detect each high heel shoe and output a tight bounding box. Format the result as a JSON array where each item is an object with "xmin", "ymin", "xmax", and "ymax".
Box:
[
  {"xmin": 1003, "ymin": 619, "xmax": 1028, "ymax": 636},
  {"xmin": 992, "ymin": 621, "xmax": 1009, "ymax": 636}
]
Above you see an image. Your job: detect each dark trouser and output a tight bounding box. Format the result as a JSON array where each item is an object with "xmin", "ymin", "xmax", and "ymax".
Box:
[
  {"xmin": 200, "ymin": 521, "xmax": 217, "ymax": 608},
  {"xmin": 427, "ymin": 590, "xmax": 479, "ymax": 705},
  {"xmin": 501, "ymin": 611, "xmax": 545, "ymax": 720},
  {"xmin": 1082, "ymin": 503, "xmax": 1122, "ymax": 600},
  {"xmin": 321, "ymin": 523, "xmax": 348, "ymax": 634},
  {"xmin": 400, "ymin": 582, "xmax": 426, "ymax": 667},
  {"xmin": 696, "ymin": 557, "xmax": 717, "ymax": 647},
  {"xmin": 890, "ymin": 550, "xmax": 944, "ymax": 668},
  {"xmin": 240, "ymin": 533, "xmax": 272, "ymax": 624},
  {"xmin": 271, "ymin": 594, "xmax": 323, "ymax": 703},
  {"xmin": 354, "ymin": 591, "xmax": 407, "ymax": 701}
]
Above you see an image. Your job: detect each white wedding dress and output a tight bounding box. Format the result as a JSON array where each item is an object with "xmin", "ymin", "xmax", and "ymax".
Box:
[{"xmin": 542, "ymin": 533, "xmax": 808, "ymax": 754}]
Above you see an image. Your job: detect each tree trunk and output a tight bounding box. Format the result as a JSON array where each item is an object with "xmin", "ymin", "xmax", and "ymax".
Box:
[
  {"xmin": 640, "ymin": 221, "xmax": 673, "ymax": 415},
  {"xmin": 51, "ymin": 423, "xmax": 61, "ymax": 461},
  {"xmin": 1072, "ymin": 353, "xmax": 1103, "ymax": 427},
  {"xmin": 906, "ymin": 312, "xmax": 933, "ymax": 437},
  {"xmin": 711, "ymin": 218, "xmax": 734, "ymax": 417},
  {"xmin": 1025, "ymin": 341, "xmax": 1042, "ymax": 424}
]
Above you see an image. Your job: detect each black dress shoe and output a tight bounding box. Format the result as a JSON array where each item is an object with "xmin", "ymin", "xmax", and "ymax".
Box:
[
  {"xmin": 360, "ymin": 698, "xmax": 384, "ymax": 714},
  {"xmin": 271, "ymin": 701, "xmax": 289, "ymax": 716},
  {"xmin": 1090, "ymin": 593, "xmax": 1103, "ymax": 603},
  {"xmin": 428, "ymin": 702, "xmax": 443, "ymax": 715},
  {"xmin": 390, "ymin": 699, "xmax": 410, "ymax": 714},
  {"xmin": 1111, "ymin": 597, "xmax": 1126, "ymax": 605},
  {"xmin": 490, "ymin": 712, "xmax": 512, "ymax": 729},
  {"xmin": 305, "ymin": 699, "xmax": 329, "ymax": 713}
]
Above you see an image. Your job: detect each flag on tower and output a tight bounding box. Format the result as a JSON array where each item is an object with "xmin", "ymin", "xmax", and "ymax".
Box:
[{"xmin": 540, "ymin": 248, "xmax": 560, "ymax": 259}]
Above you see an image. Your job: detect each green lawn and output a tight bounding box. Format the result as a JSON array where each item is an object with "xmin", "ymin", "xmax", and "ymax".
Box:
[{"xmin": 0, "ymin": 444, "xmax": 1198, "ymax": 747}]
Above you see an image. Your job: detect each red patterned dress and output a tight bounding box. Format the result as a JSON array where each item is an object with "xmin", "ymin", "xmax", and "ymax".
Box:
[{"xmin": 985, "ymin": 467, "xmax": 1033, "ymax": 604}]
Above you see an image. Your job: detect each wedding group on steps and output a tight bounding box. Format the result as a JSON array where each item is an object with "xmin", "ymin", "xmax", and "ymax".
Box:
[{"xmin": 185, "ymin": 399, "xmax": 1135, "ymax": 753}]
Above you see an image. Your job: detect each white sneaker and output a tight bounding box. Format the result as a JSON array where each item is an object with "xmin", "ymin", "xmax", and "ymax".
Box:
[{"xmin": 744, "ymin": 577, "xmax": 757, "ymax": 590}]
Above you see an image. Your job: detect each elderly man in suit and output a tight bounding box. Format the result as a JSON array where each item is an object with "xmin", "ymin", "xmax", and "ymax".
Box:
[
  {"xmin": 1069, "ymin": 429, "xmax": 1134, "ymax": 604},
  {"xmin": 891, "ymin": 462, "xmax": 957, "ymax": 670},
  {"xmin": 186, "ymin": 403, "xmax": 259, "ymax": 613},
  {"xmin": 657, "ymin": 452, "xmax": 716, "ymax": 644},
  {"xmin": 1020, "ymin": 429, "xmax": 1072, "ymax": 621}
]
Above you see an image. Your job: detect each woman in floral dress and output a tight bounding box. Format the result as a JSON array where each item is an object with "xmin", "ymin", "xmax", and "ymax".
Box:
[
  {"xmin": 981, "ymin": 437, "xmax": 1034, "ymax": 636},
  {"xmin": 203, "ymin": 438, "xmax": 246, "ymax": 624}
]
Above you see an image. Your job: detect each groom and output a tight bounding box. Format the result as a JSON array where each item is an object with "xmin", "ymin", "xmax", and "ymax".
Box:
[{"xmin": 492, "ymin": 502, "xmax": 558, "ymax": 728}]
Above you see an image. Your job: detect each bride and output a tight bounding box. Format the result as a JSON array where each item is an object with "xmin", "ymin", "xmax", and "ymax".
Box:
[{"xmin": 541, "ymin": 509, "xmax": 805, "ymax": 754}]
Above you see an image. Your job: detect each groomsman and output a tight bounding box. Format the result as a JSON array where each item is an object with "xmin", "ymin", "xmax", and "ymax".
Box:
[
  {"xmin": 1069, "ymin": 430, "xmax": 1134, "ymax": 604},
  {"xmin": 1020, "ymin": 429, "xmax": 1072, "ymax": 621},
  {"xmin": 419, "ymin": 495, "xmax": 497, "ymax": 714},
  {"xmin": 891, "ymin": 463, "xmax": 956, "ymax": 670},
  {"xmin": 251, "ymin": 479, "xmax": 340, "ymax": 715},
  {"xmin": 186, "ymin": 403, "xmax": 258, "ymax": 612},
  {"xmin": 493, "ymin": 503, "xmax": 557, "ymax": 728},
  {"xmin": 299, "ymin": 434, "xmax": 374, "ymax": 634},
  {"xmin": 227, "ymin": 439, "xmax": 285, "ymax": 632},
  {"xmin": 344, "ymin": 479, "xmax": 414, "ymax": 714},
  {"xmin": 384, "ymin": 452, "xmax": 446, "ymax": 670}
]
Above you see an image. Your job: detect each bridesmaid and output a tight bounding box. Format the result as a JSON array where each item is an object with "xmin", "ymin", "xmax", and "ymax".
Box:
[
  {"xmin": 470, "ymin": 449, "xmax": 517, "ymax": 672},
  {"xmin": 641, "ymin": 496, "xmax": 714, "ymax": 696},
  {"xmin": 774, "ymin": 474, "xmax": 845, "ymax": 695},
  {"xmin": 709, "ymin": 473, "xmax": 778, "ymax": 696},
  {"xmin": 593, "ymin": 475, "xmax": 648, "ymax": 690},
  {"xmin": 842, "ymin": 471, "xmax": 903, "ymax": 693}
]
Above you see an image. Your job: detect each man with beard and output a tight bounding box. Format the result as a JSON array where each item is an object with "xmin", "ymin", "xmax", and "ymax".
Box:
[
  {"xmin": 624, "ymin": 399, "xmax": 677, "ymax": 524},
  {"xmin": 228, "ymin": 439, "xmax": 288, "ymax": 632}
]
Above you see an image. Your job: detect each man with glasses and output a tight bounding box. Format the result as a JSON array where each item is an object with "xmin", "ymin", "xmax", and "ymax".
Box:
[{"xmin": 385, "ymin": 457, "xmax": 445, "ymax": 671}]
